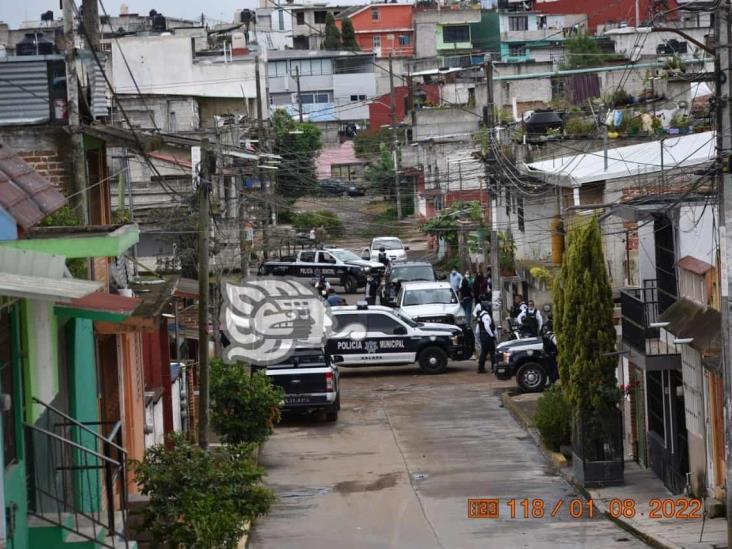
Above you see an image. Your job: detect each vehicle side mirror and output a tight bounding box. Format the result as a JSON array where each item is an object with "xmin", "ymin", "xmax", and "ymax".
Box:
[{"xmin": 393, "ymin": 325, "xmax": 407, "ymax": 335}]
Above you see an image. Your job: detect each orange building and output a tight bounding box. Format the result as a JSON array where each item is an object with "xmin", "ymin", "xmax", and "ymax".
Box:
[{"xmin": 339, "ymin": 3, "xmax": 415, "ymax": 58}]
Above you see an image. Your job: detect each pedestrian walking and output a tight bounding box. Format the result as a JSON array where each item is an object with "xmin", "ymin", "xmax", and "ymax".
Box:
[
  {"xmin": 449, "ymin": 267, "xmax": 463, "ymax": 293},
  {"xmin": 459, "ymin": 273, "xmax": 473, "ymax": 324},
  {"xmin": 476, "ymin": 301, "xmax": 496, "ymax": 374}
]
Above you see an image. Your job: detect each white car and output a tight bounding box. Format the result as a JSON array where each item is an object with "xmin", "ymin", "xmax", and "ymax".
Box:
[{"xmin": 361, "ymin": 237, "xmax": 408, "ymax": 263}]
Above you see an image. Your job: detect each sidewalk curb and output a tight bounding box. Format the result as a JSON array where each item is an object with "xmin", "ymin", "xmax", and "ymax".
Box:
[{"xmin": 501, "ymin": 391, "xmax": 681, "ymax": 549}]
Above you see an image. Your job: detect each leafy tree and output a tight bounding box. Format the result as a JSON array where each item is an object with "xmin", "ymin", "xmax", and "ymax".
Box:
[
  {"xmin": 134, "ymin": 434, "xmax": 275, "ymax": 548},
  {"xmin": 563, "ymin": 34, "xmax": 607, "ymax": 68},
  {"xmin": 323, "ymin": 13, "xmax": 341, "ymax": 50},
  {"xmin": 341, "ymin": 18, "xmax": 359, "ymax": 50},
  {"xmin": 364, "ymin": 144, "xmax": 395, "ymax": 197},
  {"xmin": 421, "ymin": 201, "xmax": 484, "ymax": 248},
  {"xmin": 210, "ymin": 360, "xmax": 284, "ymax": 445},
  {"xmin": 271, "ymin": 109, "xmax": 322, "ymax": 199},
  {"xmin": 291, "ymin": 210, "xmax": 344, "ymax": 238},
  {"xmin": 552, "ymin": 216, "xmax": 618, "ymax": 414}
]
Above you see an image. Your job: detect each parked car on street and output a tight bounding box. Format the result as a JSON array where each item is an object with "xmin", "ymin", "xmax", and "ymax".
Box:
[
  {"xmin": 253, "ymin": 347, "xmax": 340, "ymax": 421},
  {"xmin": 395, "ymin": 281, "xmax": 475, "ymax": 360},
  {"xmin": 319, "ymin": 179, "xmax": 366, "ymax": 197},
  {"xmin": 494, "ymin": 325, "xmax": 557, "ymax": 392},
  {"xmin": 361, "ymin": 237, "xmax": 408, "ymax": 263},
  {"xmin": 326, "ymin": 301, "xmax": 463, "ymax": 374},
  {"xmin": 379, "ymin": 261, "xmax": 437, "ymax": 307}
]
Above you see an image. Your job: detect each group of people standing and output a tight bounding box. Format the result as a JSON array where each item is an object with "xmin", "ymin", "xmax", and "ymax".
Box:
[{"xmin": 448, "ymin": 267, "xmax": 492, "ymax": 323}]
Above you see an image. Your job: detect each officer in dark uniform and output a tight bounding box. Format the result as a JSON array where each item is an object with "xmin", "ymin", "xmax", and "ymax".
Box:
[
  {"xmin": 477, "ymin": 300, "xmax": 496, "ymax": 374},
  {"xmin": 377, "ymin": 246, "xmax": 390, "ymax": 267},
  {"xmin": 365, "ymin": 272, "xmax": 381, "ymax": 305}
]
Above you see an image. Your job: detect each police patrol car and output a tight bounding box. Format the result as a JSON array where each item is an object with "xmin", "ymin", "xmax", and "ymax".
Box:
[
  {"xmin": 258, "ymin": 248, "xmax": 384, "ymax": 293},
  {"xmin": 325, "ymin": 301, "xmax": 464, "ymax": 374}
]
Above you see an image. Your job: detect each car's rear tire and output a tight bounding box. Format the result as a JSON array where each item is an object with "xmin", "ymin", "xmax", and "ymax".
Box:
[
  {"xmin": 418, "ymin": 346, "xmax": 448, "ymax": 374},
  {"xmin": 516, "ymin": 362, "xmax": 547, "ymax": 393},
  {"xmin": 343, "ymin": 275, "xmax": 358, "ymax": 294},
  {"xmin": 325, "ymin": 405, "xmax": 338, "ymax": 422}
]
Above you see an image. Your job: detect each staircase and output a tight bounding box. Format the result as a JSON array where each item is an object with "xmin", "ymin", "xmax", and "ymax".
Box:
[{"xmin": 29, "ymin": 514, "xmax": 138, "ymax": 548}]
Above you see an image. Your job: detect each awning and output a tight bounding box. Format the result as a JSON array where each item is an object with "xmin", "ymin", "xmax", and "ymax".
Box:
[
  {"xmin": 522, "ymin": 131, "xmax": 716, "ymax": 187},
  {"xmin": 55, "ymin": 291, "xmax": 141, "ymax": 323},
  {"xmin": 659, "ymin": 298, "xmax": 721, "ymax": 371},
  {"xmin": 0, "ymin": 272, "xmax": 101, "ymax": 302},
  {"xmin": 1, "ymin": 224, "xmax": 140, "ymax": 258}
]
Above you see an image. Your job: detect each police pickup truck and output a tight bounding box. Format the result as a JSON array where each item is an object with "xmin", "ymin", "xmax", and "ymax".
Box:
[
  {"xmin": 253, "ymin": 347, "xmax": 340, "ymax": 421},
  {"xmin": 325, "ymin": 302, "xmax": 463, "ymax": 374},
  {"xmin": 258, "ymin": 248, "xmax": 384, "ymax": 293}
]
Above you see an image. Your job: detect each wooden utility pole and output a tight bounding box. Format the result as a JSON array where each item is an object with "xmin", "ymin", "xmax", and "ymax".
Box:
[
  {"xmin": 389, "ymin": 54, "xmax": 403, "ymax": 220},
  {"xmin": 62, "ymin": 0, "xmax": 89, "ymax": 224},
  {"xmin": 81, "ymin": 0, "xmax": 100, "ymax": 50},
  {"xmin": 716, "ymin": 1, "xmax": 732, "ymax": 543},
  {"xmin": 295, "ymin": 66, "xmax": 303, "ymax": 123},
  {"xmin": 197, "ymin": 140, "xmax": 213, "ymax": 449},
  {"xmin": 255, "ymin": 55, "xmax": 264, "ymax": 135}
]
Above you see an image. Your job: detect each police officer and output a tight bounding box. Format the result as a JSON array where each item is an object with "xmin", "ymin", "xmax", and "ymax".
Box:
[
  {"xmin": 315, "ymin": 274, "xmax": 331, "ymax": 299},
  {"xmin": 377, "ymin": 246, "xmax": 390, "ymax": 267},
  {"xmin": 477, "ymin": 301, "xmax": 496, "ymax": 374},
  {"xmin": 365, "ymin": 272, "xmax": 381, "ymax": 305},
  {"xmin": 517, "ymin": 299, "xmax": 543, "ymax": 337}
]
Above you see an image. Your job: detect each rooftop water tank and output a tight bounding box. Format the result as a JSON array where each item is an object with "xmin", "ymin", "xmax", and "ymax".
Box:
[{"xmin": 16, "ymin": 33, "xmax": 54, "ymax": 56}]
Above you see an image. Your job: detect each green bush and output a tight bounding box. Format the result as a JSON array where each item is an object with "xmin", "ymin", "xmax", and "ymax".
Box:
[
  {"xmin": 534, "ymin": 385, "xmax": 571, "ymax": 451},
  {"xmin": 291, "ymin": 210, "xmax": 344, "ymax": 238},
  {"xmin": 211, "ymin": 360, "xmax": 284, "ymax": 445},
  {"xmin": 134, "ymin": 434, "xmax": 275, "ymax": 548},
  {"xmin": 564, "ymin": 116, "xmax": 596, "ymax": 137}
]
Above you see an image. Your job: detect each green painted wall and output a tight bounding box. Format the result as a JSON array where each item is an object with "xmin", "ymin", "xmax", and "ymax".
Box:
[
  {"xmin": 67, "ymin": 318, "xmax": 101, "ymax": 514},
  {"xmin": 21, "ymin": 301, "xmax": 58, "ymax": 424},
  {"xmin": 471, "ymin": 11, "xmax": 500, "ymax": 58},
  {"xmin": 436, "ymin": 24, "xmax": 472, "ymax": 52},
  {"xmin": 4, "ymin": 303, "xmax": 28, "ymax": 549}
]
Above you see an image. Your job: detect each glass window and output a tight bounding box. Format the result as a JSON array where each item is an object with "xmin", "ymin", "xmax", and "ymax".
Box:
[
  {"xmin": 318, "ymin": 252, "xmax": 337, "ymax": 264},
  {"xmin": 509, "ymin": 44, "xmax": 526, "ymax": 56},
  {"xmin": 403, "ymin": 288, "xmax": 458, "ymax": 306},
  {"xmin": 509, "ymin": 16, "xmax": 528, "ymax": 31},
  {"xmin": 391, "ymin": 265, "xmax": 435, "ymax": 282},
  {"xmin": 368, "ymin": 313, "xmax": 404, "ymax": 334},
  {"xmin": 296, "ymin": 11, "xmax": 305, "ymax": 25},
  {"xmin": 371, "ymin": 7, "xmax": 379, "ymax": 20},
  {"xmin": 373, "ymin": 238, "xmax": 403, "ymax": 250},
  {"xmin": 333, "ymin": 313, "xmax": 367, "ymax": 333},
  {"xmin": 373, "ymin": 35, "xmax": 381, "ymax": 49},
  {"xmin": 399, "ymin": 34, "xmax": 410, "ymax": 46},
  {"xmin": 321, "ymin": 58, "xmax": 333, "ymax": 75},
  {"xmin": 442, "ymin": 25, "xmax": 470, "ymax": 43},
  {"xmin": 314, "ymin": 11, "xmax": 327, "ymax": 24},
  {"xmin": 315, "ymin": 93, "xmax": 330, "ymax": 103},
  {"xmin": 300, "ymin": 251, "xmax": 315, "ymax": 262}
]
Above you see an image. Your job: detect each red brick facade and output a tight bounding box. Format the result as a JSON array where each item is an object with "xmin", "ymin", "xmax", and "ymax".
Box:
[{"xmin": 17, "ymin": 149, "xmax": 70, "ymax": 192}]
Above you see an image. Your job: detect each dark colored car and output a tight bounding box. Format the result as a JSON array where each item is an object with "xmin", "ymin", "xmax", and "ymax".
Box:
[
  {"xmin": 524, "ymin": 110, "xmax": 563, "ymax": 136},
  {"xmin": 254, "ymin": 348, "xmax": 341, "ymax": 421},
  {"xmin": 494, "ymin": 327, "xmax": 557, "ymax": 393},
  {"xmin": 320, "ymin": 179, "xmax": 366, "ymax": 197},
  {"xmin": 380, "ymin": 261, "xmax": 438, "ymax": 307}
]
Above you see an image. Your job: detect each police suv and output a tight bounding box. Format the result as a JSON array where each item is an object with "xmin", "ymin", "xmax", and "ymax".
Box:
[
  {"xmin": 325, "ymin": 302, "xmax": 463, "ymax": 374},
  {"xmin": 258, "ymin": 248, "xmax": 384, "ymax": 293}
]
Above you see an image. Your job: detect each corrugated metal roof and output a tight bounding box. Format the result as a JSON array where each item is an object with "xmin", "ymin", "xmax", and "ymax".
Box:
[
  {"xmin": 87, "ymin": 56, "xmax": 111, "ymax": 119},
  {"xmin": 0, "ymin": 59, "xmax": 51, "ymax": 125},
  {"xmin": 0, "ymin": 272, "xmax": 101, "ymax": 302},
  {"xmin": 0, "ymin": 247, "xmax": 66, "ymax": 278},
  {"xmin": 0, "ymin": 144, "xmax": 66, "ymax": 229}
]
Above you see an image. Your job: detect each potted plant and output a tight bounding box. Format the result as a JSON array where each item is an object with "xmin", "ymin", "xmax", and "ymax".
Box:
[
  {"xmin": 669, "ymin": 113, "xmax": 690, "ymax": 135},
  {"xmin": 553, "ymin": 217, "xmax": 624, "ymax": 488}
]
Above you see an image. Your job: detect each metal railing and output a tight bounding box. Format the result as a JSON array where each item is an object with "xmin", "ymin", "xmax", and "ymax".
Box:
[
  {"xmin": 25, "ymin": 397, "xmax": 130, "ymax": 548},
  {"xmin": 620, "ymin": 280, "xmax": 679, "ymax": 356}
]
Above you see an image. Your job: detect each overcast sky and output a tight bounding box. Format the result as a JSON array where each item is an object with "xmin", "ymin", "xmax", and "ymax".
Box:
[{"xmin": 2, "ymin": 0, "xmax": 281, "ymax": 28}]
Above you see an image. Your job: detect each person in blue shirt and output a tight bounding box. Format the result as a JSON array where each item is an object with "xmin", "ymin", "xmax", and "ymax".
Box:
[
  {"xmin": 326, "ymin": 288, "xmax": 346, "ymax": 307},
  {"xmin": 449, "ymin": 268, "xmax": 463, "ymax": 293}
]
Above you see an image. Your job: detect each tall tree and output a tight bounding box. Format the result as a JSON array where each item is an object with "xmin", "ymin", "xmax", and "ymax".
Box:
[
  {"xmin": 323, "ymin": 13, "xmax": 341, "ymax": 50},
  {"xmin": 552, "ymin": 216, "xmax": 618, "ymax": 414},
  {"xmin": 563, "ymin": 34, "xmax": 607, "ymax": 68},
  {"xmin": 271, "ymin": 109, "xmax": 322, "ymax": 199},
  {"xmin": 341, "ymin": 18, "xmax": 359, "ymax": 50}
]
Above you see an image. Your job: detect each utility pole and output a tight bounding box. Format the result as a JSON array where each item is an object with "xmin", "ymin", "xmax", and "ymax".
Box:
[
  {"xmin": 295, "ymin": 66, "xmax": 303, "ymax": 123},
  {"xmin": 484, "ymin": 58, "xmax": 500, "ymax": 326},
  {"xmin": 81, "ymin": 0, "xmax": 100, "ymax": 50},
  {"xmin": 389, "ymin": 54, "xmax": 403, "ymax": 220},
  {"xmin": 197, "ymin": 139, "xmax": 213, "ymax": 450},
  {"xmin": 62, "ymin": 0, "xmax": 89, "ymax": 224},
  {"xmin": 716, "ymin": 0, "xmax": 732, "ymax": 544}
]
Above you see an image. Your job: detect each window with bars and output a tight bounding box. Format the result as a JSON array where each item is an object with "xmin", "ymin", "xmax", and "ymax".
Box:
[
  {"xmin": 509, "ymin": 16, "xmax": 528, "ymax": 31},
  {"xmin": 371, "ymin": 7, "xmax": 380, "ymax": 21},
  {"xmin": 314, "ymin": 11, "xmax": 327, "ymax": 24},
  {"xmin": 646, "ymin": 370, "xmax": 665, "ymax": 440},
  {"xmin": 442, "ymin": 25, "xmax": 470, "ymax": 43}
]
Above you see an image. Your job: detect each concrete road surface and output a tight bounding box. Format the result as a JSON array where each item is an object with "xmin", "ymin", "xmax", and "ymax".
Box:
[{"xmin": 249, "ymin": 361, "xmax": 647, "ymax": 549}]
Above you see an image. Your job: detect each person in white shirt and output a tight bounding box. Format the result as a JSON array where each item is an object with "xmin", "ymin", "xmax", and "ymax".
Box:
[{"xmin": 476, "ymin": 303, "xmax": 496, "ymax": 374}]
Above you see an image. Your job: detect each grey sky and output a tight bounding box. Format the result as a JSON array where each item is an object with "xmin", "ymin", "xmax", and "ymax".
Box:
[{"xmin": 2, "ymin": 0, "xmax": 265, "ymax": 28}]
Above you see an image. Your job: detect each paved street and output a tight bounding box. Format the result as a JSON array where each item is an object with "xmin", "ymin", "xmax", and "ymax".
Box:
[{"xmin": 250, "ymin": 361, "xmax": 647, "ymax": 548}]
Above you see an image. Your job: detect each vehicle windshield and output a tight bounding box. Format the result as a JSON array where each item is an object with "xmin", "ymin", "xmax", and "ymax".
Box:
[
  {"xmin": 373, "ymin": 238, "xmax": 403, "ymax": 250},
  {"xmin": 391, "ymin": 265, "xmax": 435, "ymax": 282},
  {"xmin": 403, "ymin": 288, "xmax": 457, "ymax": 306},
  {"xmin": 330, "ymin": 249, "xmax": 362, "ymax": 262},
  {"xmin": 392, "ymin": 308, "xmax": 419, "ymax": 327}
]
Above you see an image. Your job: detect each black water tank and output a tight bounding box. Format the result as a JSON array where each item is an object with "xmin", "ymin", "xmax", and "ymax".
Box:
[
  {"xmin": 16, "ymin": 33, "xmax": 54, "ymax": 56},
  {"xmin": 152, "ymin": 13, "xmax": 166, "ymax": 31}
]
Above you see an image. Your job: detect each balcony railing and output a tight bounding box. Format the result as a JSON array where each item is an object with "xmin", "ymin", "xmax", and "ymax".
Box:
[
  {"xmin": 621, "ymin": 280, "xmax": 679, "ymax": 356},
  {"xmin": 26, "ymin": 397, "xmax": 130, "ymax": 548}
]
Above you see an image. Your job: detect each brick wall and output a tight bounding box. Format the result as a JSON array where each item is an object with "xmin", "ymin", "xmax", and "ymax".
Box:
[
  {"xmin": 94, "ymin": 257, "xmax": 110, "ymax": 291},
  {"xmin": 18, "ymin": 149, "xmax": 70, "ymax": 191}
]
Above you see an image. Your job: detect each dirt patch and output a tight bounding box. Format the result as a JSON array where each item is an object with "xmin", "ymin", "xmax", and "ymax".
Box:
[{"xmin": 333, "ymin": 472, "xmax": 400, "ymax": 494}]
